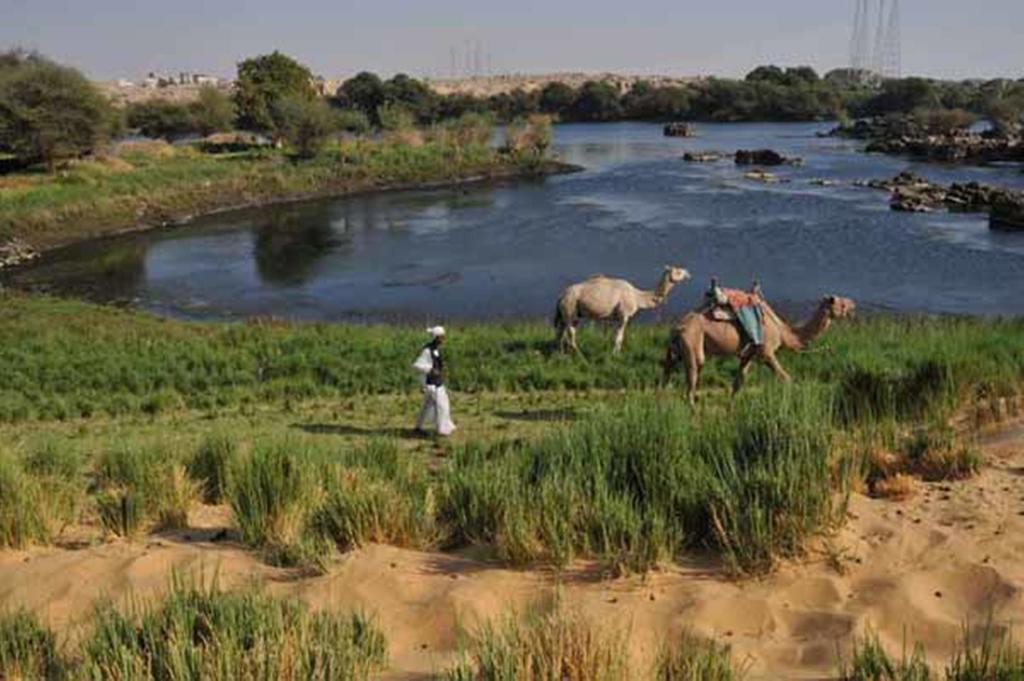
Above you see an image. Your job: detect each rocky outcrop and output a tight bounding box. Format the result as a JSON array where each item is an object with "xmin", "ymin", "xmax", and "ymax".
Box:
[
  {"xmin": 682, "ymin": 151, "xmax": 723, "ymax": 162},
  {"xmin": 663, "ymin": 122, "xmax": 695, "ymax": 137},
  {"xmin": 0, "ymin": 238, "xmax": 38, "ymax": 269},
  {"xmin": 991, "ymin": 198, "xmax": 1024, "ymax": 231},
  {"xmin": 832, "ymin": 115, "xmax": 1024, "ymax": 165},
  {"xmin": 858, "ymin": 171, "xmax": 1024, "ymax": 223},
  {"xmin": 734, "ymin": 149, "xmax": 802, "ymax": 166}
]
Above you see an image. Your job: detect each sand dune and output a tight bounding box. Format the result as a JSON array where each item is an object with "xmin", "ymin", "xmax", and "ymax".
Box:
[{"xmin": 3, "ymin": 423, "xmax": 1023, "ymax": 679}]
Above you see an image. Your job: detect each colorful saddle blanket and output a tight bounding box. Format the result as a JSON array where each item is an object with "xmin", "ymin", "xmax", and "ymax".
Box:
[{"xmin": 704, "ymin": 287, "xmax": 765, "ymax": 346}]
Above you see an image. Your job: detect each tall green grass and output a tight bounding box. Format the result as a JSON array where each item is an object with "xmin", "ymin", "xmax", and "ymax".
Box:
[
  {"xmin": 656, "ymin": 630, "xmax": 741, "ymax": 681},
  {"xmin": 313, "ymin": 439, "xmax": 439, "ymax": 551},
  {"xmin": 227, "ymin": 439, "xmax": 327, "ymax": 567},
  {"xmin": 840, "ymin": 631, "xmax": 931, "ymax": 681},
  {"xmin": 227, "ymin": 437, "xmax": 440, "ymax": 568},
  {"xmin": 440, "ymin": 386, "xmax": 844, "ymax": 575},
  {"xmin": 0, "ymin": 609, "xmax": 64, "ymax": 680},
  {"xmin": 2, "ymin": 296, "xmax": 1022, "ymax": 424},
  {"xmin": 0, "ymin": 574, "xmax": 387, "ymax": 680},
  {"xmin": 442, "ymin": 599, "xmax": 631, "ymax": 681},
  {"xmin": 94, "ymin": 444, "xmax": 196, "ymax": 536},
  {"xmin": 187, "ymin": 432, "xmax": 239, "ymax": 504},
  {"xmin": 0, "ymin": 444, "xmax": 81, "ymax": 548},
  {"xmin": 81, "ymin": 574, "xmax": 386, "ymax": 680},
  {"xmin": 839, "ymin": 622, "xmax": 1024, "ymax": 681}
]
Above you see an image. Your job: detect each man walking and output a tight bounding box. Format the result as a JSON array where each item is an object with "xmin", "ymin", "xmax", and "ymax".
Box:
[{"xmin": 413, "ymin": 326, "xmax": 456, "ymax": 436}]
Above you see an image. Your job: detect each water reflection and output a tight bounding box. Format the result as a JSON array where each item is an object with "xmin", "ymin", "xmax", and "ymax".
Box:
[{"xmin": 253, "ymin": 203, "xmax": 347, "ymax": 286}]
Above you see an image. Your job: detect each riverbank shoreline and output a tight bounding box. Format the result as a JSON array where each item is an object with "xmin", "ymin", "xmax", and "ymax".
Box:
[{"xmin": 0, "ymin": 154, "xmax": 582, "ymax": 271}]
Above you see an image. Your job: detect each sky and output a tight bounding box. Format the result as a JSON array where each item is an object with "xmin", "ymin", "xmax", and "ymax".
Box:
[{"xmin": 2, "ymin": 0, "xmax": 1022, "ymax": 82}]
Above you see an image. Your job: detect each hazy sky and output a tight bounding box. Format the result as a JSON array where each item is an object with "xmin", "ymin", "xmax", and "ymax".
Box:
[{"xmin": 2, "ymin": 0, "xmax": 1022, "ymax": 81}]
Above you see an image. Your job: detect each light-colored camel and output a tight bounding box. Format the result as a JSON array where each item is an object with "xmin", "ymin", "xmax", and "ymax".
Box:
[
  {"xmin": 663, "ymin": 294, "xmax": 856, "ymax": 404},
  {"xmin": 554, "ymin": 266, "xmax": 691, "ymax": 354}
]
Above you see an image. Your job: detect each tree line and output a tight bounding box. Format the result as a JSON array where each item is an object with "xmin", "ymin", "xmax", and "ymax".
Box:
[{"xmin": 2, "ymin": 47, "xmax": 1023, "ymax": 172}]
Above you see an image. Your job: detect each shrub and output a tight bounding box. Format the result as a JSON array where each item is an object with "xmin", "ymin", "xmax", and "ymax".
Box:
[
  {"xmin": 274, "ymin": 96, "xmax": 338, "ymax": 159},
  {"xmin": 504, "ymin": 114, "xmax": 553, "ymax": 161}
]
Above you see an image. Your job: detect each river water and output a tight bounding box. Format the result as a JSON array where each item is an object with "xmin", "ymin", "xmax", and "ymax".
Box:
[{"xmin": 7, "ymin": 122, "xmax": 1024, "ymax": 321}]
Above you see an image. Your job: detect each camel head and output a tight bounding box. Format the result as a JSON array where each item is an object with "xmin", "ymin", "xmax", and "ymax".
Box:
[
  {"xmin": 821, "ymin": 295, "xmax": 856, "ymax": 319},
  {"xmin": 663, "ymin": 265, "xmax": 691, "ymax": 284}
]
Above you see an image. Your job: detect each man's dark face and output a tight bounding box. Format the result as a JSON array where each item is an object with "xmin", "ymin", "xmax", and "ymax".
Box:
[{"xmin": 435, "ymin": 335, "xmax": 445, "ymax": 346}]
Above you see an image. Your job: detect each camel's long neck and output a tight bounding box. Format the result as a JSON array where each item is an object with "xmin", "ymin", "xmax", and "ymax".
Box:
[
  {"xmin": 637, "ymin": 274, "xmax": 675, "ymax": 310},
  {"xmin": 793, "ymin": 304, "xmax": 832, "ymax": 348}
]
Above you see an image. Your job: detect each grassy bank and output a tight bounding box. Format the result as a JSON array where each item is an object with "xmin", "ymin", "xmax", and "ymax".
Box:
[
  {"xmin": 0, "ymin": 136, "xmax": 567, "ymax": 252},
  {"xmin": 1, "ymin": 293, "xmax": 1022, "ymax": 424},
  {"xmin": 0, "ymin": 294, "xmax": 1020, "ymax": 573}
]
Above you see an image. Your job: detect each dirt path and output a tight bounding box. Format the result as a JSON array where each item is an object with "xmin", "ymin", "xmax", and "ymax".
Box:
[{"xmin": 3, "ymin": 423, "xmax": 1023, "ymax": 679}]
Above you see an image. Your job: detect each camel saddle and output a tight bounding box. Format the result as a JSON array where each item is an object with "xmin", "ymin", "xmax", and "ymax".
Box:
[{"xmin": 703, "ymin": 286, "xmax": 765, "ymax": 345}]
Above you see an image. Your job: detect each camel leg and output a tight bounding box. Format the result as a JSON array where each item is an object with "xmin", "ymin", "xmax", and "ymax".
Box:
[
  {"xmin": 763, "ymin": 352, "xmax": 792, "ymax": 384},
  {"xmin": 732, "ymin": 347, "xmax": 757, "ymax": 396},
  {"xmin": 613, "ymin": 314, "xmax": 630, "ymax": 355},
  {"xmin": 567, "ymin": 322, "xmax": 581, "ymax": 355}
]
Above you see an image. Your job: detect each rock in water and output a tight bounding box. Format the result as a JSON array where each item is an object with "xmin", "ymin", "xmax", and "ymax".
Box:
[
  {"xmin": 734, "ymin": 149, "xmax": 801, "ymax": 166},
  {"xmin": 991, "ymin": 198, "xmax": 1024, "ymax": 231},
  {"xmin": 663, "ymin": 122, "xmax": 695, "ymax": 137},
  {"xmin": 859, "ymin": 172, "xmax": 1024, "ymax": 224},
  {"xmin": 0, "ymin": 238, "xmax": 38, "ymax": 269}
]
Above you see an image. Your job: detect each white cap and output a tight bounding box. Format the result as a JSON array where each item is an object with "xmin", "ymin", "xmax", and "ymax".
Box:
[{"xmin": 426, "ymin": 325, "xmax": 446, "ymax": 338}]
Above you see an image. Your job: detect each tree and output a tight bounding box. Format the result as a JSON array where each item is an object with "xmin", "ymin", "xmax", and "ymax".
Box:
[
  {"xmin": 384, "ymin": 73, "xmax": 438, "ymax": 123},
  {"xmin": 190, "ymin": 86, "xmax": 235, "ymax": 136},
  {"xmin": 337, "ymin": 72, "xmax": 387, "ymax": 123},
  {"xmin": 234, "ymin": 51, "xmax": 315, "ymax": 134},
  {"xmin": 569, "ymin": 81, "xmax": 623, "ymax": 121},
  {"xmin": 126, "ymin": 100, "xmax": 196, "ymax": 140},
  {"xmin": 273, "ymin": 96, "xmax": 337, "ymax": 158},
  {"xmin": 0, "ymin": 50, "xmax": 112, "ymax": 169},
  {"xmin": 538, "ymin": 82, "xmax": 575, "ymax": 114},
  {"xmin": 745, "ymin": 65, "xmax": 786, "ymax": 84},
  {"xmin": 865, "ymin": 77, "xmax": 939, "ymax": 115},
  {"xmin": 784, "ymin": 66, "xmax": 819, "ymax": 85}
]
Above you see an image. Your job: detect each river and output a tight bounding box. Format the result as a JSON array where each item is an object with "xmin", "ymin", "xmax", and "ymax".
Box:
[{"xmin": 7, "ymin": 122, "xmax": 1024, "ymax": 321}]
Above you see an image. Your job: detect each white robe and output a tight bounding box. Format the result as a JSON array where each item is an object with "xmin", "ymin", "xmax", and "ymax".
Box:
[{"xmin": 412, "ymin": 347, "xmax": 456, "ymax": 435}]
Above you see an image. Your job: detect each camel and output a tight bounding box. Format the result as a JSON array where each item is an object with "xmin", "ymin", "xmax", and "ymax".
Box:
[
  {"xmin": 554, "ymin": 266, "xmax": 691, "ymax": 354},
  {"xmin": 663, "ymin": 294, "xmax": 856, "ymax": 404}
]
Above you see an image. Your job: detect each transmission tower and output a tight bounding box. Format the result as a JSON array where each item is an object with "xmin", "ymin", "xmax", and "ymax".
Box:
[
  {"xmin": 878, "ymin": 0, "xmax": 901, "ymax": 78},
  {"xmin": 849, "ymin": 0, "xmax": 872, "ymax": 72}
]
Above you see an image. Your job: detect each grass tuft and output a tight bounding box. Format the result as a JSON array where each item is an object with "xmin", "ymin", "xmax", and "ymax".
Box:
[
  {"xmin": 0, "ymin": 609, "xmax": 64, "ymax": 680},
  {"xmin": 657, "ymin": 630, "xmax": 741, "ymax": 680},
  {"xmin": 443, "ymin": 598, "xmax": 630, "ymax": 681},
  {"xmin": 81, "ymin": 572, "xmax": 387, "ymax": 680}
]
